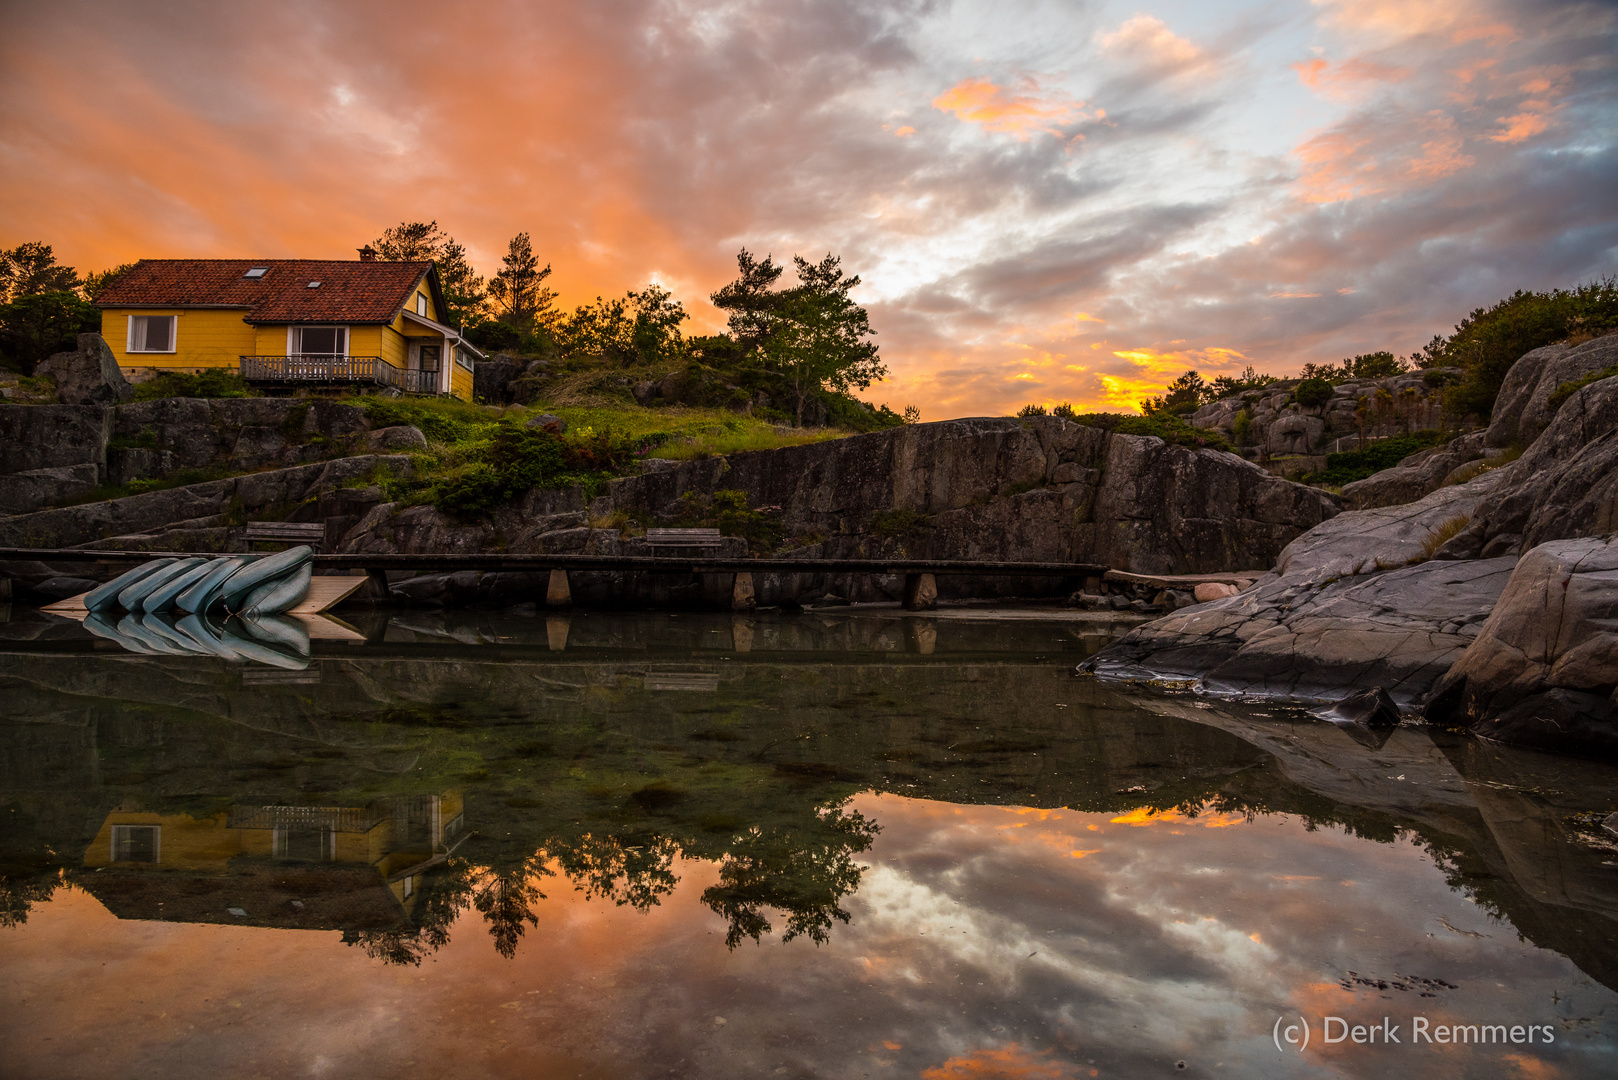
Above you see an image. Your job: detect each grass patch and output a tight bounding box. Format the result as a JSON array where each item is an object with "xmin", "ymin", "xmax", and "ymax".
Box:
[
  {"xmin": 1301, "ymin": 429, "xmax": 1452, "ymax": 487},
  {"xmin": 1412, "ymin": 514, "xmax": 1471, "ymax": 563},
  {"xmin": 132, "ymin": 370, "xmax": 254, "ymax": 400},
  {"xmin": 49, "ymin": 465, "xmax": 242, "ymax": 509}
]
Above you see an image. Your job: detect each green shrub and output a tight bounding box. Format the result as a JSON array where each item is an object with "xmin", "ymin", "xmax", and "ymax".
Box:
[
  {"xmin": 1300, "ymin": 429, "xmax": 1451, "ymax": 486},
  {"xmin": 1017, "ymin": 403, "xmax": 1048, "ymax": 417},
  {"xmin": 1049, "ymin": 411, "xmax": 1230, "ymax": 451},
  {"xmin": 1295, "ymin": 378, "xmax": 1334, "ymax": 410},
  {"xmin": 1232, "ymin": 409, "xmax": 1252, "ymax": 446},
  {"xmin": 132, "ymin": 369, "xmax": 254, "ymax": 400},
  {"xmin": 1545, "ymin": 362, "xmax": 1618, "ymax": 414},
  {"xmin": 867, "ymin": 508, "xmax": 931, "ymax": 542},
  {"xmin": 713, "ymin": 490, "xmax": 783, "ymax": 551}
]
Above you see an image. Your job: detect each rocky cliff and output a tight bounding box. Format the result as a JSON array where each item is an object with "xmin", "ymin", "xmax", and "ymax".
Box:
[
  {"xmin": 1083, "ymin": 347, "xmax": 1618, "ymax": 759},
  {"xmin": 333, "ymin": 417, "xmax": 1338, "ymax": 604}
]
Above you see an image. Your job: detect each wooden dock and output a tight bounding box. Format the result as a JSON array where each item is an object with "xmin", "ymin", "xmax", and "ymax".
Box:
[{"xmin": 0, "ymin": 548, "xmax": 1258, "ymax": 612}]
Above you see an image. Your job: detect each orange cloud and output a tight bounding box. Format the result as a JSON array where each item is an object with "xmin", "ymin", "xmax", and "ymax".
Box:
[
  {"xmin": 1291, "ymin": 55, "xmax": 1411, "ymax": 99},
  {"xmin": 1294, "ymin": 127, "xmax": 1382, "ymax": 204},
  {"xmin": 932, "ymin": 77, "xmax": 1088, "ymax": 139},
  {"xmin": 1490, "ymin": 109, "xmax": 1551, "ymax": 143},
  {"xmin": 1097, "ymin": 15, "xmax": 1204, "ymax": 70},
  {"xmin": 922, "ymin": 1043, "xmax": 1077, "ymax": 1079}
]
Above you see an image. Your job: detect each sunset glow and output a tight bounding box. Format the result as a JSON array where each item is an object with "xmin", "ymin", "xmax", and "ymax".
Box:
[{"xmin": 1, "ymin": 0, "xmax": 1613, "ymax": 419}]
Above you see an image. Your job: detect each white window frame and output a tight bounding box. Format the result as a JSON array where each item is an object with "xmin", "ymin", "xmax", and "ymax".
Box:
[
  {"xmin": 126, "ymin": 315, "xmax": 177, "ymax": 354},
  {"xmin": 416, "ymin": 293, "xmax": 428, "ymax": 316},
  {"xmin": 286, "ymin": 325, "xmax": 349, "ymax": 357},
  {"xmin": 111, "ymin": 824, "xmax": 161, "ymax": 863}
]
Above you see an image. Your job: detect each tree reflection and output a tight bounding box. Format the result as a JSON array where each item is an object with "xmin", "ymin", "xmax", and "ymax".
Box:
[
  {"xmin": 551, "ymin": 833, "xmax": 680, "ymax": 913},
  {"xmin": 474, "ymin": 856, "xmax": 553, "ymax": 959},
  {"xmin": 700, "ymin": 803, "xmax": 879, "ymax": 948}
]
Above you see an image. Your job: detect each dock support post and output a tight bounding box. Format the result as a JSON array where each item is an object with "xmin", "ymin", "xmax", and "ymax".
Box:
[
  {"xmin": 366, "ymin": 567, "xmax": 390, "ymax": 601},
  {"xmin": 546, "ymin": 568, "xmax": 572, "ymax": 607},
  {"xmin": 730, "ymin": 571, "xmax": 756, "ymax": 612},
  {"xmin": 546, "ymin": 615, "xmax": 571, "ymax": 651},
  {"xmin": 902, "ymin": 572, "xmax": 937, "ymax": 611}
]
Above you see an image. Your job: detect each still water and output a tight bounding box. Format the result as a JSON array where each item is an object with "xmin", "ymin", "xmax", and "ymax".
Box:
[{"xmin": 1, "ymin": 607, "xmax": 1615, "ymax": 1079}]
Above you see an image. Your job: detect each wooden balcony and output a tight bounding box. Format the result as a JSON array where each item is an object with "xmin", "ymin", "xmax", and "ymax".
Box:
[{"xmin": 240, "ymin": 355, "xmax": 440, "ymax": 395}]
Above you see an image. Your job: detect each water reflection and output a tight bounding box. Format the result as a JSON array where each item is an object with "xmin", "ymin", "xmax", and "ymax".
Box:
[{"xmin": 2, "ymin": 608, "xmax": 1617, "ymax": 1076}]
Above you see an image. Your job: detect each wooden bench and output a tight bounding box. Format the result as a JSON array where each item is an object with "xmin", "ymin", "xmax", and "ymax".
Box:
[
  {"xmin": 644, "ymin": 528, "xmax": 723, "ymax": 553},
  {"xmin": 242, "ymin": 521, "xmax": 327, "ymax": 551}
]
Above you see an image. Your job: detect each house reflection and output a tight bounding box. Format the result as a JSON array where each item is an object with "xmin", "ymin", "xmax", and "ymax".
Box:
[{"xmin": 79, "ymin": 795, "xmax": 465, "ymax": 930}]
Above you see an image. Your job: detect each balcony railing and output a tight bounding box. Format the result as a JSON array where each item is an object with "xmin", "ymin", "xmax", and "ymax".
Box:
[{"xmin": 240, "ymin": 355, "xmax": 440, "ymax": 395}]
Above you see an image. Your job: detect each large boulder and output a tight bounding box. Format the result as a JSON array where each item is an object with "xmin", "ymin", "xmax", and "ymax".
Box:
[
  {"xmin": 35, "ymin": 334, "xmax": 132, "ymax": 406},
  {"xmin": 0, "ymin": 465, "xmax": 102, "ymax": 516},
  {"xmin": 1337, "ymin": 431, "xmax": 1509, "ymax": 511},
  {"xmin": 1426, "ymin": 537, "xmax": 1618, "ymax": 758},
  {"xmin": 1485, "ymin": 334, "xmax": 1618, "ymax": 449},
  {"xmin": 0, "ymin": 404, "xmax": 110, "ymax": 475},
  {"xmin": 1273, "ymin": 463, "xmax": 1516, "ymax": 578},
  {"xmin": 1079, "ymin": 557, "xmax": 1516, "ymax": 704},
  {"xmin": 1436, "ymin": 373, "xmax": 1618, "ymax": 559},
  {"xmin": 473, "ymin": 354, "xmax": 526, "ymax": 404}
]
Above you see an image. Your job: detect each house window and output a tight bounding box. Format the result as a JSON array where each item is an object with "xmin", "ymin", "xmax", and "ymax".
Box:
[
  {"xmin": 111, "ymin": 825, "xmax": 160, "ymax": 863},
  {"xmin": 273, "ymin": 827, "xmax": 335, "ymax": 861},
  {"xmin": 243, "ymin": 267, "xmax": 269, "ymax": 279},
  {"xmin": 416, "ymin": 293, "xmax": 428, "ymax": 316},
  {"xmin": 127, "ymin": 315, "xmax": 176, "ymax": 353},
  {"xmin": 290, "ymin": 326, "xmax": 347, "ymax": 356}
]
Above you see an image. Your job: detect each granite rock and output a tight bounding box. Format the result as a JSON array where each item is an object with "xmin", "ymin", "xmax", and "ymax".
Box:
[
  {"xmin": 35, "ymin": 334, "xmax": 132, "ymax": 406},
  {"xmin": 1080, "ymin": 557, "xmax": 1517, "ymax": 704},
  {"xmin": 1426, "ymin": 536, "xmax": 1618, "ymax": 757},
  {"xmin": 1485, "ymin": 334, "xmax": 1618, "ymax": 449}
]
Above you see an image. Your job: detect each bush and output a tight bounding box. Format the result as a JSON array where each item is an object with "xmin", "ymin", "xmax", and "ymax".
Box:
[
  {"xmin": 1545, "ymin": 361, "xmax": 1618, "ymax": 414},
  {"xmin": 1423, "ymin": 278, "xmax": 1618, "ymax": 417},
  {"xmin": 1017, "ymin": 403, "xmax": 1047, "ymax": 417},
  {"xmin": 1296, "ymin": 378, "xmax": 1334, "ymax": 410},
  {"xmin": 132, "ymin": 369, "xmax": 254, "ymax": 400},
  {"xmin": 1300, "ymin": 429, "xmax": 1451, "ymax": 486},
  {"xmin": 1062, "ymin": 411, "xmax": 1232, "ymax": 451},
  {"xmin": 1232, "ymin": 409, "xmax": 1252, "ymax": 446},
  {"xmin": 713, "ymin": 490, "xmax": 783, "ymax": 551}
]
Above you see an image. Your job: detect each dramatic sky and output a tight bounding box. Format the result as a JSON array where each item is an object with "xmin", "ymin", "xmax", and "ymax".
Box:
[{"xmin": 2, "ymin": 0, "xmax": 1615, "ymax": 418}]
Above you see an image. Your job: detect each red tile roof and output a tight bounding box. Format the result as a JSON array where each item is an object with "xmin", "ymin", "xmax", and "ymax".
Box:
[{"xmin": 94, "ymin": 259, "xmax": 437, "ymax": 324}]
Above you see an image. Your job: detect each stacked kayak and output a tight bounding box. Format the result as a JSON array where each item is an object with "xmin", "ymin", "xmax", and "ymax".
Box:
[
  {"xmin": 81, "ymin": 609, "xmax": 312, "ymax": 670},
  {"xmin": 83, "ymin": 546, "xmax": 314, "ymax": 617}
]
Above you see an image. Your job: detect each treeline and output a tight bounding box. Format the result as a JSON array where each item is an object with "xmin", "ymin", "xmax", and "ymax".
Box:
[
  {"xmin": 1017, "ymin": 277, "xmax": 1618, "ymax": 423},
  {"xmin": 0, "ymin": 242, "xmax": 132, "ymax": 374},
  {"xmin": 365, "ymin": 222, "xmax": 897, "ymax": 425}
]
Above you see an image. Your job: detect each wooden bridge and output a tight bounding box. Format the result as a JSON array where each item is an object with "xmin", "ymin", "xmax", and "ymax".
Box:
[{"xmin": 0, "ymin": 547, "xmax": 1115, "ymax": 611}]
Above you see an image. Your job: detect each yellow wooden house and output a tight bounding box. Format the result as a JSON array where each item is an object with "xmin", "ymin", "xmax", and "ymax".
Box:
[
  {"xmin": 93, "ymin": 249, "xmax": 480, "ymax": 400},
  {"xmin": 80, "ymin": 793, "xmax": 466, "ymax": 928}
]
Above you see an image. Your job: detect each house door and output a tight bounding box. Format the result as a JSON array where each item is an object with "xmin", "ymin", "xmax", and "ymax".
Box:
[{"xmin": 407, "ymin": 342, "xmax": 442, "ymax": 393}]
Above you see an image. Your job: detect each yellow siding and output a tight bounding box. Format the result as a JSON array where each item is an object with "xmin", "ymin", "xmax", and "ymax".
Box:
[
  {"xmin": 254, "ymin": 324, "xmax": 290, "ymax": 355},
  {"xmin": 349, "ymin": 325, "xmax": 385, "ymax": 358},
  {"xmin": 380, "ymin": 325, "xmax": 408, "ymax": 369},
  {"xmin": 83, "ymin": 811, "xmax": 241, "ymax": 869},
  {"xmin": 451, "ymin": 359, "xmax": 474, "ymax": 401},
  {"xmin": 102, "ymin": 309, "xmax": 255, "ymax": 372}
]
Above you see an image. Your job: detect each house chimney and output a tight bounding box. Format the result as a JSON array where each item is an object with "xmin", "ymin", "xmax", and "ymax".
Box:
[{"xmin": 358, "ymin": 245, "xmax": 377, "ymax": 262}]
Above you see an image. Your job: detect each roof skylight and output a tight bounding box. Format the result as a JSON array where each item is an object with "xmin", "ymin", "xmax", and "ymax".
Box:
[
  {"xmin": 306, "ymin": 281, "xmax": 321, "ymax": 288},
  {"xmin": 243, "ymin": 267, "xmax": 269, "ymax": 279}
]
